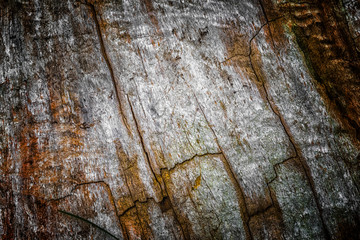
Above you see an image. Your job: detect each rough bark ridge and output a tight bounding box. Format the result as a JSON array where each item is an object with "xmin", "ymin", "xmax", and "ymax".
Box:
[{"xmin": 0, "ymin": 0, "xmax": 359, "ymax": 239}]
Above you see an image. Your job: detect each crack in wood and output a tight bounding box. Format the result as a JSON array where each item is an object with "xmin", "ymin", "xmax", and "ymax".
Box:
[
  {"xmin": 83, "ymin": 0, "xmax": 132, "ymax": 136},
  {"xmin": 266, "ymin": 157, "xmax": 297, "ymax": 185},
  {"xmin": 82, "ymin": 2, "xmax": 188, "ymax": 237},
  {"xmin": 126, "ymin": 95, "xmax": 187, "ymax": 239},
  {"xmin": 159, "ymin": 152, "xmax": 222, "ymax": 173},
  {"xmin": 126, "ymin": 95, "xmax": 163, "ymax": 195},
  {"xmin": 249, "ymin": 1, "xmax": 331, "ymax": 238},
  {"xmin": 221, "ymin": 16, "xmax": 283, "ymax": 64},
  {"xmin": 189, "ymin": 91, "xmax": 253, "ymax": 240}
]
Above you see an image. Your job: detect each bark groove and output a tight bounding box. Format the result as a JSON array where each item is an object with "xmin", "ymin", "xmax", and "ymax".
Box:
[{"xmin": 1, "ymin": 0, "xmax": 359, "ymax": 239}]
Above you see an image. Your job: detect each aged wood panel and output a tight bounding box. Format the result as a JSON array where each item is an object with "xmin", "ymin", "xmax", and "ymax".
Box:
[{"xmin": 0, "ymin": 0, "xmax": 359, "ymax": 239}]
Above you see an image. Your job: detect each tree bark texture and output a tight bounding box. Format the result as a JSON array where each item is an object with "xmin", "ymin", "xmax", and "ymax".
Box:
[{"xmin": 0, "ymin": 0, "xmax": 360, "ymax": 239}]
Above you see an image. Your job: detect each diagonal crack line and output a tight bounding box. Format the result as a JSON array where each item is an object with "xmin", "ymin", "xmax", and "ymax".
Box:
[
  {"xmin": 267, "ymin": 157, "xmax": 297, "ymax": 185},
  {"xmin": 246, "ymin": 158, "xmax": 298, "ymax": 224},
  {"xmin": 125, "ymin": 95, "xmax": 161, "ymax": 238},
  {"xmin": 190, "ymin": 91, "xmax": 253, "ymax": 240},
  {"xmin": 246, "ymin": 159, "xmax": 296, "ymax": 227},
  {"xmin": 126, "ymin": 94, "xmax": 163, "ymax": 192},
  {"xmin": 221, "ymin": 16, "xmax": 283, "ymax": 64},
  {"xmin": 250, "ymin": 156, "xmax": 297, "ymax": 223},
  {"xmin": 70, "ymin": 4, "xmax": 136, "ymax": 238},
  {"xmin": 75, "ymin": 2, "xmax": 183, "ymax": 238},
  {"xmin": 159, "ymin": 152, "xmax": 222, "ymax": 173},
  {"xmin": 83, "ymin": 0, "xmax": 131, "ymax": 135},
  {"xmin": 255, "ymin": 1, "xmax": 331, "ymax": 239},
  {"xmin": 248, "ymin": 16, "xmax": 284, "ymax": 58},
  {"xmin": 126, "ymin": 95, "xmax": 187, "ymax": 239},
  {"xmin": 118, "ymin": 197, "xmax": 157, "ymax": 217}
]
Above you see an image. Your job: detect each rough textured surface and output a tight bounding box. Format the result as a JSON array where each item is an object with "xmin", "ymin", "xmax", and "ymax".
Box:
[{"xmin": 0, "ymin": 0, "xmax": 359, "ymax": 239}]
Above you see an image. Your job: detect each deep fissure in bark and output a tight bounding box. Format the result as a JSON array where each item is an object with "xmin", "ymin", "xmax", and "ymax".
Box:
[
  {"xmin": 247, "ymin": 1, "xmax": 331, "ymax": 238},
  {"xmin": 191, "ymin": 92, "xmax": 253, "ymax": 240},
  {"xmin": 84, "ymin": 1, "xmax": 131, "ymax": 135}
]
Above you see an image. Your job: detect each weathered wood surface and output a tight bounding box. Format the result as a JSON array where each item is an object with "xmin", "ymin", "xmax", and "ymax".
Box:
[{"xmin": 0, "ymin": 0, "xmax": 359, "ymax": 239}]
